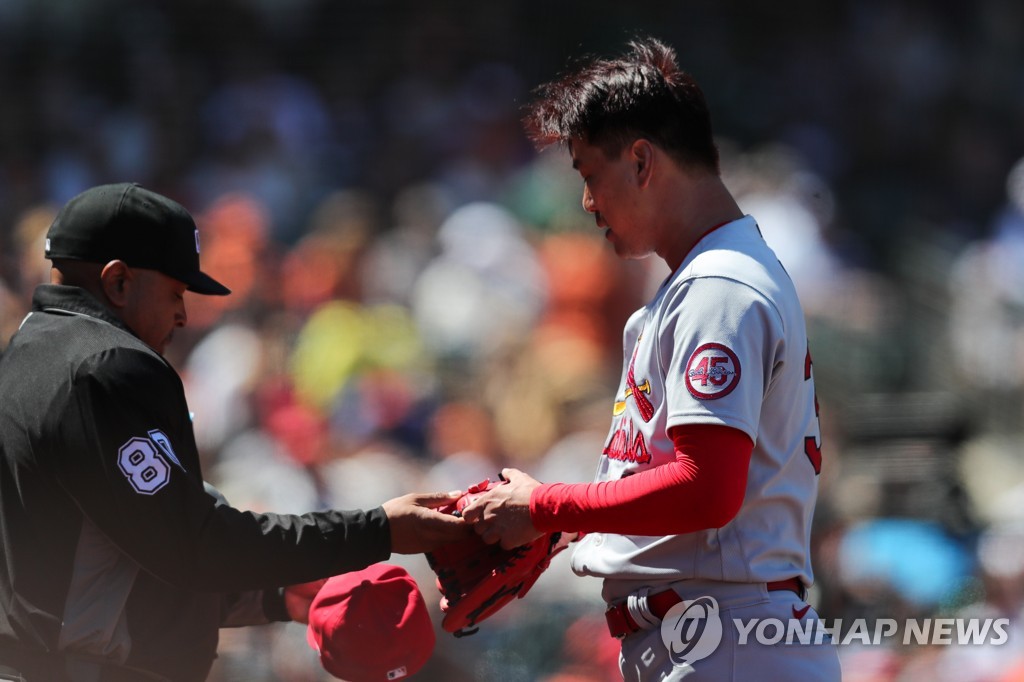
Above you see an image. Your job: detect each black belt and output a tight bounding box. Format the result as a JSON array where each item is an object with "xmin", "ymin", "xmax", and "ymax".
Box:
[{"xmin": 605, "ymin": 577, "xmax": 805, "ymax": 639}]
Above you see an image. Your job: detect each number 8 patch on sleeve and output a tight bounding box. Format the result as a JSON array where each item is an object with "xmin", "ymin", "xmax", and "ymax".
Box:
[{"xmin": 117, "ymin": 435, "xmax": 172, "ymax": 494}]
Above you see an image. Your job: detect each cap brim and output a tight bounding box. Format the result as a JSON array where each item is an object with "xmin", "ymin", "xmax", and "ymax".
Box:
[{"xmin": 174, "ymin": 270, "xmax": 231, "ymax": 296}]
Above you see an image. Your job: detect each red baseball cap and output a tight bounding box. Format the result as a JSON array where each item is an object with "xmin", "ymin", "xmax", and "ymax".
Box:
[{"xmin": 306, "ymin": 564, "xmax": 435, "ymax": 681}]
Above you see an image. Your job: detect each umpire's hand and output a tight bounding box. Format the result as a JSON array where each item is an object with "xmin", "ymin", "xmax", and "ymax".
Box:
[{"xmin": 382, "ymin": 491, "xmax": 473, "ymax": 553}]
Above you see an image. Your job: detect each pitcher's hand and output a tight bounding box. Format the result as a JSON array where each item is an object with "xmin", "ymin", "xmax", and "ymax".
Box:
[{"xmin": 461, "ymin": 468, "xmax": 543, "ymax": 549}]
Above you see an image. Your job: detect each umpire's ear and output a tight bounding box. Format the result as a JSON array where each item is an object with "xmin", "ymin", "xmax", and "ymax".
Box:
[{"xmin": 99, "ymin": 259, "xmax": 134, "ymax": 308}]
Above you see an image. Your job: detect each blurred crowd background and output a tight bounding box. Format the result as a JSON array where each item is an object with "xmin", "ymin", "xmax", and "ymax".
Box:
[{"xmin": 2, "ymin": 1, "xmax": 1024, "ymax": 680}]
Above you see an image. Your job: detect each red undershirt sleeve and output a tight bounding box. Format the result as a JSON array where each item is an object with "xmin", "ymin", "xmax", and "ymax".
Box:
[{"xmin": 530, "ymin": 424, "xmax": 753, "ymax": 535}]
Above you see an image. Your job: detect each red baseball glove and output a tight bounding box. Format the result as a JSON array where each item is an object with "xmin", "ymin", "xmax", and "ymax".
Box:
[{"xmin": 424, "ymin": 478, "xmax": 565, "ymax": 637}]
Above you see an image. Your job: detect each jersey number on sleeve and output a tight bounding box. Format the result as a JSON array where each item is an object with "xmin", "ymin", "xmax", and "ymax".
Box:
[
  {"xmin": 803, "ymin": 346, "xmax": 823, "ymax": 475},
  {"xmin": 118, "ymin": 436, "xmax": 171, "ymax": 494}
]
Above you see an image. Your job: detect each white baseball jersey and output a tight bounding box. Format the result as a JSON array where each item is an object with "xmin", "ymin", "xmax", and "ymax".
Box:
[{"xmin": 569, "ymin": 216, "xmax": 823, "ymax": 602}]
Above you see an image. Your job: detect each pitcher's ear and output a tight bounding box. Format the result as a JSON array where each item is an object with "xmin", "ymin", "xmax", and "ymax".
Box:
[{"xmin": 631, "ymin": 139, "xmax": 655, "ymax": 186}]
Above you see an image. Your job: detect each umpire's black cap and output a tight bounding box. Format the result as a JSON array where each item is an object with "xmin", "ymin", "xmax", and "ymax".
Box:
[{"xmin": 45, "ymin": 182, "xmax": 230, "ymax": 296}]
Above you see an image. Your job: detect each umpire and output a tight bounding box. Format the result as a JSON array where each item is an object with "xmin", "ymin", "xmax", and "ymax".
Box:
[{"xmin": 0, "ymin": 183, "xmax": 467, "ymax": 681}]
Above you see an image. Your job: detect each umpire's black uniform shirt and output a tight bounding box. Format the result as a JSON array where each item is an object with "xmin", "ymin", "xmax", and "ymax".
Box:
[{"xmin": 0, "ymin": 285, "xmax": 391, "ymax": 681}]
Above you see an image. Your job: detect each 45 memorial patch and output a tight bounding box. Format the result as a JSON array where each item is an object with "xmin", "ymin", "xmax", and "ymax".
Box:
[
  {"xmin": 685, "ymin": 343, "xmax": 741, "ymax": 400},
  {"xmin": 117, "ymin": 429, "xmax": 184, "ymax": 494}
]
